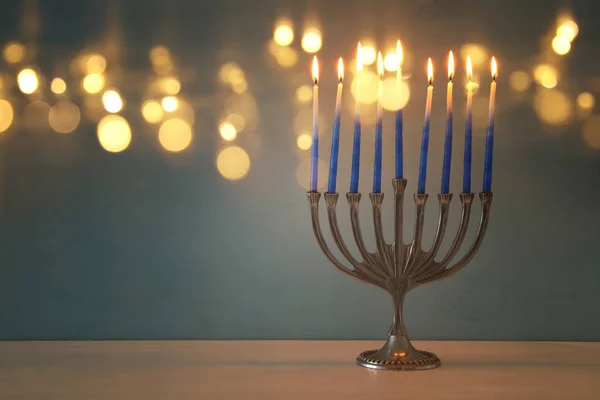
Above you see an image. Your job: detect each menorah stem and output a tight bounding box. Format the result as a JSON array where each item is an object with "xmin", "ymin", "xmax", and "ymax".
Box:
[
  {"xmin": 388, "ymin": 282, "xmax": 410, "ymax": 336},
  {"xmin": 392, "ymin": 179, "xmax": 407, "ymax": 277}
]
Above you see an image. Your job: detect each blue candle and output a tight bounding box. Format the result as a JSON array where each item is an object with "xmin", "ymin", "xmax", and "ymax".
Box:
[
  {"xmin": 463, "ymin": 56, "xmax": 473, "ymax": 193},
  {"xmin": 483, "ymin": 57, "xmax": 497, "ymax": 193},
  {"xmin": 373, "ymin": 52, "xmax": 384, "ymax": 193},
  {"xmin": 441, "ymin": 51, "xmax": 454, "ymax": 194},
  {"xmin": 327, "ymin": 58, "xmax": 344, "ymax": 193},
  {"xmin": 417, "ymin": 58, "xmax": 434, "ymax": 194},
  {"xmin": 350, "ymin": 43, "xmax": 363, "ymax": 193},
  {"xmin": 310, "ymin": 56, "xmax": 319, "ymax": 192},
  {"xmin": 395, "ymin": 40, "xmax": 404, "ymax": 179}
]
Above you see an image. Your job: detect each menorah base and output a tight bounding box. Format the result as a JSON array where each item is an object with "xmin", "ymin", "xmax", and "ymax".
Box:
[{"xmin": 355, "ymin": 335, "xmax": 441, "ymax": 371}]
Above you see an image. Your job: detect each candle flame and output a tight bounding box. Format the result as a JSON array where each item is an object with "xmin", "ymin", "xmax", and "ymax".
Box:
[
  {"xmin": 427, "ymin": 58, "xmax": 433, "ymax": 85},
  {"xmin": 377, "ymin": 52, "xmax": 384, "ymax": 79},
  {"xmin": 338, "ymin": 57, "xmax": 344, "ymax": 82},
  {"xmin": 356, "ymin": 42, "xmax": 363, "ymax": 73},
  {"xmin": 448, "ymin": 51, "xmax": 454, "ymax": 81},
  {"xmin": 312, "ymin": 56, "xmax": 319, "ymax": 84},
  {"xmin": 466, "ymin": 56, "xmax": 473, "ymax": 81},
  {"xmin": 397, "ymin": 40, "xmax": 403, "ymax": 67},
  {"xmin": 491, "ymin": 56, "xmax": 498, "ymax": 81}
]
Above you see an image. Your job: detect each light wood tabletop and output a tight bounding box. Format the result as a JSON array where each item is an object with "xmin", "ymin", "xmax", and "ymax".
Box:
[{"xmin": 0, "ymin": 341, "xmax": 599, "ymax": 399}]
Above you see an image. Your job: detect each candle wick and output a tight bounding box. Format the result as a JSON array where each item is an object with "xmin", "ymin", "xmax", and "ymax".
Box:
[
  {"xmin": 339, "ymin": 77, "xmax": 343, "ymax": 84},
  {"xmin": 314, "ymin": 78, "xmax": 318, "ymax": 85}
]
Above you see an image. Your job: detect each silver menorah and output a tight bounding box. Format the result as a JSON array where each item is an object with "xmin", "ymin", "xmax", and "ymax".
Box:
[{"xmin": 307, "ymin": 179, "xmax": 493, "ymax": 370}]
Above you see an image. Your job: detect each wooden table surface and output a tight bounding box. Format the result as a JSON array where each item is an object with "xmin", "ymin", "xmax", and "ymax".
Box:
[{"xmin": 1, "ymin": 341, "xmax": 599, "ymax": 399}]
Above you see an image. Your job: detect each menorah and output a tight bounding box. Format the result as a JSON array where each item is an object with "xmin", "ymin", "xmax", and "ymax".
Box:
[{"xmin": 307, "ymin": 180, "xmax": 493, "ymax": 370}]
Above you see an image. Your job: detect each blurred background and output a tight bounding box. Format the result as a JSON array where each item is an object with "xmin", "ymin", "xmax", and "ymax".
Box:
[{"xmin": 0, "ymin": 0, "xmax": 599, "ymax": 340}]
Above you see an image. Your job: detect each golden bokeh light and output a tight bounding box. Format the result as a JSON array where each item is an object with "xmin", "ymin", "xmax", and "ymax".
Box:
[
  {"xmin": 361, "ymin": 44, "xmax": 377, "ymax": 66},
  {"xmin": 460, "ymin": 43, "xmax": 488, "ymax": 67},
  {"xmin": 23, "ymin": 101, "xmax": 50, "ymax": 130},
  {"xmin": 557, "ymin": 20, "xmax": 579, "ymax": 42},
  {"xmin": 0, "ymin": 99, "xmax": 14, "ymax": 133},
  {"xmin": 582, "ymin": 116, "xmax": 600, "ymax": 148},
  {"xmin": 102, "ymin": 89, "xmax": 123, "ymax": 113},
  {"xmin": 219, "ymin": 62, "xmax": 245, "ymax": 84},
  {"xmin": 49, "ymin": 101, "xmax": 81, "ymax": 134},
  {"xmin": 163, "ymin": 77, "xmax": 181, "ymax": 95},
  {"xmin": 221, "ymin": 113, "xmax": 246, "ymax": 132},
  {"xmin": 383, "ymin": 52, "xmax": 399, "ymax": 72},
  {"xmin": 216, "ymin": 146, "xmax": 251, "ymax": 181},
  {"xmin": 82, "ymin": 73, "xmax": 105, "ymax": 94},
  {"xmin": 232, "ymin": 79, "xmax": 248, "ymax": 94},
  {"xmin": 533, "ymin": 89, "xmax": 572, "ymax": 126},
  {"xmin": 301, "ymin": 29, "xmax": 322, "ymax": 54},
  {"xmin": 17, "ymin": 68, "xmax": 39, "ymax": 94},
  {"xmin": 351, "ymin": 70, "xmax": 379, "ymax": 104},
  {"xmin": 161, "ymin": 96, "xmax": 179, "ymax": 112},
  {"xmin": 171, "ymin": 99, "xmax": 195, "ymax": 126},
  {"xmin": 509, "ymin": 70, "xmax": 532, "ymax": 92},
  {"xmin": 141, "ymin": 100, "xmax": 164, "ymax": 124},
  {"xmin": 295, "ymin": 84, "xmax": 312, "ymax": 103},
  {"xmin": 533, "ymin": 64, "xmax": 558, "ymax": 89},
  {"xmin": 274, "ymin": 21, "xmax": 294, "ymax": 46},
  {"xmin": 3, "ymin": 42, "xmax": 26, "ymax": 64},
  {"xmin": 380, "ymin": 78, "xmax": 410, "ymax": 111},
  {"xmin": 272, "ymin": 45, "xmax": 298, "ymax": 68},
  {"xmin": 158, "ymin": 118, "xmax": 193, "ymax": 152},
  {"xmin": 297, "ymin": 133, "xmax": 312, "ymax": 150},
  {"xmin": 552, "ymin": 35, "xmax": 571, "ymax": 55},
  {"xmin": 150, "ymin": 46, "xmax": 170, "ymax": 66},
  {"xmin": 97, "ymin": 115, "xmax": 132, "ymax": 153},
  {"xmin": 86, "ymin": 53, "xmax": 107, "ymax": 74},
  {"xmin": 295, "ymin": 158, "xmax": 327, "ymax": 190},
  {"xmin": 219, "ymin": 122, "xmax": 237, "ymax": 141},
  {"xmin": 576, "ymin": 92, "xmax": 595, "ymax": 110},
  {"xmin": 51, "ymin": 78, "xmax": 67, "ymax": 95}
]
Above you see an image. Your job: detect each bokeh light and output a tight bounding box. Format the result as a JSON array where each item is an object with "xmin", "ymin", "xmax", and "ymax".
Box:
[
  {"xmin": 577, "ymin": 92, "xmax": 595, "ymax": 111},
  {"xmin": 295, "ymin": 85, "xmax": 312, "ymax": 103},
  {"xmin": 557, "ymin": 20, "xmax": 579, "ymax": 41},
  {"xmin": 380, "ymin": 78, "xmax": 410, "ymax": 111},
  {"xmin": 161, "ymin": 77, "xmax": 181, "ymax": 95},
  {"xmin": 271, "ymin": 44, "xmax": 298, "ymax": 68},
  {"xmin": 219, "ymin": 122, "xmax": 237, "ymax": 141},
  {"xmin": 161, "ymin": 96, "xmax": 179, "ymax": 112},
  {"xmin": 460, "ymin": 43, "xmax": 488, "ymax": 67},
  {"xmin": 86, "ymin": 53, "xmax": 107, "ymax": 74},
  {"xmin": 351, "ymin": 70, "xmax": 379, "ymax": 104},
  {"xmin": 149, "ymin": 46, "xmax": 172, "ymax": 74},
  {"xmin": 582, "ymin": 116, "xmax": 600, "ymax": 148},
  {"xmin": 297, "ymin": 133, "xmax": 312, "ymax": 150},
  {"xmin": 102, "ymin": 89, "xmax": 123, "ymax": 113},
  {"xmin": 533, "ymin": 64, "xmax": 558, "ymax": 89},
  {"xmin": 552, "ymin": 35, "xmax": 571, "ymax": 55},
  {"xmin": 273, "ymin": 21, "xmax": 294, "ymax": 46},
  {"xmin": 296, "ymin": 158, "xmax": 327, "ymax": 190},
  {"xmin": 141, "ymin": 100, "xmax": 164, "ymax": 124},
  {"xmin": 0, "ymin": 99, "xmax": 14, "ymax": 133},
  {"xmin": 534, "ymin": 89, "xmax": 572, "ymax": 126},
  {"xmin": 219, "ymin": 63, "xmax": 245, "ymax": 85},
  {"xmin": 51, "ymin": 78, "xmax": 67, "ymax": 95},
  {"xmin": 17, "ymin": 68, "xmax": 39, "ymax": 94},
  {"xmin": 3, "ymin": 42, "xmax": 26, "ymax": 64},
  {"xmin": 158, "ymin": 118, "xmax": 192, "ymax": 152},
  {"xmin": 49, "ymin": 101, "xmax": 81, "ymax": 134},
  {"xmin": 361, "ymin": 44, "xmax": 377, "ymax": 66},
  {"xmin": 82, "ymin": 73, "xmax": 105, "ymax": 94},
  {"xmin": 171, "ymin": 99, "xmax": 196, "ymax": 126},
  {"xmin": 216, "ymin": 146, "xmax": 251, "ymax": 181},
  {"xmin": 221, "ymin": 113, "xmax": 246, "ymax": 132},
  {"xmin": 509, "ymin": 70, "xmax": 532, "ymax": 93},
  {"xmin": 97, "ymin": 115, "xmax": 132, "ymax": 153},
  {"xmin": 23, "ymin": 101, "xmax": 50, "ymax": 130},
  {"xmin": 383, "ymin": 52, "xmax": 399, "ymax": 72},
  {"xmin": 301, "ymin": 29, "xmax": 322, "ymax": 53}
]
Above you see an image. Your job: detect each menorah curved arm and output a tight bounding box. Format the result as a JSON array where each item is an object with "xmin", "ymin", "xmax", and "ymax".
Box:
[
  {"xmin": 324, "ymin": 193, "xmax": 388, "ymax": 283},
  {"xmin": 409, "ymin": 194, "xmax": 452, "ymax": 278},
  {"xmin": 403, "ymin": 194, "xmax": 429, "ymax": 276},
  {"xmin": 307, "ymin": 192, "xmax": 383, "ymax": 288},
  {"xmin": 347, "ymin": 193, "xmax": 383, "ymax": 270},
  {"xmin": 416, "ymin": 193, "xmax": 493, "ymax": 285},
  {"xmin": 370, "ymin": 193, "xmax": 395, "ymax": 277},
  {"xmin": 413, "ymin": 193, "xmax": 474, "ymax": 283}
]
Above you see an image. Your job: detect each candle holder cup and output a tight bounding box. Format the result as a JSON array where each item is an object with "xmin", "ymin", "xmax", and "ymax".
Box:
[{"xmin": 307, "ymin": 179, "xmax": 493, "ymax": 370}]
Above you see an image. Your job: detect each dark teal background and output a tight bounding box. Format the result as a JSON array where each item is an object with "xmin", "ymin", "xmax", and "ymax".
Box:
[{"xmin": 1, "ymin": 0, "xmax": 599, "ymax": 340}]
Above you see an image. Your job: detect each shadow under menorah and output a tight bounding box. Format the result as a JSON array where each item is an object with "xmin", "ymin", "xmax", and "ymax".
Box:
[{"xmin": 307, "ymin": 179, "xmax": 493, "ymax": 370}]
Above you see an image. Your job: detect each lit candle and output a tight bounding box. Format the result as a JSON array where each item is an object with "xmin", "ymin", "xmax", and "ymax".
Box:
[
  {"xmin": 483, "ymin": 57, "xmax": 497, "ymax": 193},
  {"xmin": 310, "ymin": 56, "xmax": 319, "ymax": 192},
  {"xmin": 373, "ymin": 52, "xmax": 384, "ymax": 193},
  {"xmin": 395, "ymin": 40, "xmax": 404, "ymax": 179},
  {"xmin": 441, "ymin": 51, "xmax": 454, "ymax": 194},
  {"xmin": 350, "ymin": 43, "xmax": 363, "ymax": 193},
  {"xmin": 417, "ymin": 58, "xmax": 434, "ymax": 194},
  {"xmin": 463, "ymin": 56, "xmax": 473, "ymax": 193},
  {"xmin": 327, "ymin": 58, "xmax": 344, "ymax": 193}
]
